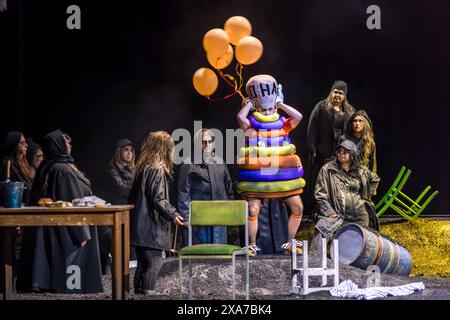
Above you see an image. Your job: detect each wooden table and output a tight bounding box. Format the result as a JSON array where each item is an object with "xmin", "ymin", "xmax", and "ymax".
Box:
[{"xmin": 0, "ymin": 205, "xmax": 133, "ymax": 300}]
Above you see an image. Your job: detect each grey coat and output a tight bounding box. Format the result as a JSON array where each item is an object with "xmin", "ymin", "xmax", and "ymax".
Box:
[{"xmin": 314, "ymin": 159, "xmax": 380, "ymax": 239}]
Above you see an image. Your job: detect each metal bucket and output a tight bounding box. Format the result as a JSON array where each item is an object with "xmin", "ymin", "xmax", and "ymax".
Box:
[
  {"xmin": 0, "ymin": 181, "xmax": 25, "ymax": 208},
  {"xmin": 332, "ymin": 223, "xmax": 412, "ymax": 275}
]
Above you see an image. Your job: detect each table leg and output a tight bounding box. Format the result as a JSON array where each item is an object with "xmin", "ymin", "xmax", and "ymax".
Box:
[
  {"xmin": 112, "ymin": 214, "xmax": 123, "ymax": 300},
  {"xmin": 1, "ymin": 228, "xmax": 13, "ymax": 300},
  {"xmin": 122, "ymin": 211, "xmax": 130, "ymax": 299}
]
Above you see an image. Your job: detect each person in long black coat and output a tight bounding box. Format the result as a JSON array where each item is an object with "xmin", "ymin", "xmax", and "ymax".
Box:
[
  {"xmin": 305, "ymin": 81, "xmax": 356, "ymax": 216},
  {"xmin": 20, "ymin": 130, "xmax": 103, "ymax": 293},
  {"xmin": 129, "ymin": 131, "xmax": 185, "ymax": 294},
  {"xmin": 100, "ymin": 138, "xmax": 136, "ymax": 274}
]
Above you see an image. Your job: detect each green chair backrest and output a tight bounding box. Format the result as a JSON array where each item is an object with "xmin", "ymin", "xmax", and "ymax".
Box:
[{"xmin": 190, "ymin": 200, "xmax": 247, "ymax": 226}]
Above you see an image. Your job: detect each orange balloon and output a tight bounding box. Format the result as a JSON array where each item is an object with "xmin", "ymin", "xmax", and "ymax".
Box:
[
  {"xmin": 235, "ymin": 36, "xmax": 263, "ymax": 65},
  {"xmin": 224, "ymin": 16, "xmax": 252, "ymax": 46},
  {"xmin": 192, "ymin": 68, "xmax": 218, "ymax": 96},
  {"xmin": 207, "ymin": 45, "xmax": 234, "ymax": 69},
  {"xmin": 202, "ymin": 28, "xmax": 229, "ymax": 57}
]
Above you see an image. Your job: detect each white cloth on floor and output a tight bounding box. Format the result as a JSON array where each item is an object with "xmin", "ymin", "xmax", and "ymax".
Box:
[{"xmin": 330, "ymin": 279, "xmax": 425, "ymax": 300}]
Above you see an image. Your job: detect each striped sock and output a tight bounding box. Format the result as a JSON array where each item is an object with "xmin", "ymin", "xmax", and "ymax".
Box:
[{"xmin": 288, "ymin": 213, "xmax": 302, "ymax": 240}]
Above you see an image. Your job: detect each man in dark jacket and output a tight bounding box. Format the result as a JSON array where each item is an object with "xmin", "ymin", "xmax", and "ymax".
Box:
[
  {"xmin": 305, "ymin": 81, "xmax": 356, "ymax": 217},
  {"xmin": 178, "ymin": 129, "xmax": 234, "ymax": 246},
  {"xmin": 313, "ymin": 140, "xmax": 380, "ymax": 243}
]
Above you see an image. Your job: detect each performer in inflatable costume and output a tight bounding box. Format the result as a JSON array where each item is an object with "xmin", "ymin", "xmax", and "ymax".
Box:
[{"xmin": 236, "ymin": 74, "xmax": 305, "ymax": 255}]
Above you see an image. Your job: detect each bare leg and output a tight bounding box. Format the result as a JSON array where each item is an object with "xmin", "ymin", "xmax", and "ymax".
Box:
[{"xmin": 248, "ymin": 198, "xmax": 261, "ymax": 245}]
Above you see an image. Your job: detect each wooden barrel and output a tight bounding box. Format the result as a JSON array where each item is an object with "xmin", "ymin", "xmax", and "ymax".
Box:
[{"xmin": 332, "ymin": 223, "xmax": 412, "ymax": 275}]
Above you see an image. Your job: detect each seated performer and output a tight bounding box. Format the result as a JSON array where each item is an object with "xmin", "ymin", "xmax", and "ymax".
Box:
[
  {"xmin": 313, "ymin": 139, "xmax": 380, "ymax": 248},
  {"xmin": 236, "ymin": 74, "xmax": 305, "ymax": 256}
]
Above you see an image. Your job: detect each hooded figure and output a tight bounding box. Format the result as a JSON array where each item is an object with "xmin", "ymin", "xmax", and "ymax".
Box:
[
  {"xmin": 26, "ymin": 138, "xmax": 43, "ymax": 170},
  {"xmin": 338, "ymin": 110, "xmax": 377, "ymax": 174},
  {"xmin": 313, "ymin": 140, "xmax": 380, "ymax": 241},
  {"xmin": 18, "ymin": 130, "xmax": 103, "ymax": 293}
]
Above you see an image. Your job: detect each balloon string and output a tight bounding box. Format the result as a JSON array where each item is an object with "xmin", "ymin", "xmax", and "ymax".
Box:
[
  {"xmin": 217, "ymin": 69, "xmax": 237, "ymax": 88},
  {"xmin": 235, "ymin": 62, "xmax": 245, "ymax": 102},
  {"xmin": 206, "ymin": 91, "xmax": 238, "ymax": 102}
]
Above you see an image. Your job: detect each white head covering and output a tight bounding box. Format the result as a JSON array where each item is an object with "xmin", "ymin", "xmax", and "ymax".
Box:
[{"xmin": 245, "ymin": 74, "xmax": 278, "ymax": 110}]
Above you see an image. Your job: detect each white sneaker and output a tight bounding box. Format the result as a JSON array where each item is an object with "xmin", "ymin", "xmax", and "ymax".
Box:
[{"xmin": 281, "ymin": 240, "xmax": 303, "ymax": 254}]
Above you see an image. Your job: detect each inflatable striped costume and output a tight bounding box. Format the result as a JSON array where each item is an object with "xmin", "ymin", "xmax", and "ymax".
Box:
[{"xmin": 236, "ymin": 79, "xmax": 306, "ymax": 200}]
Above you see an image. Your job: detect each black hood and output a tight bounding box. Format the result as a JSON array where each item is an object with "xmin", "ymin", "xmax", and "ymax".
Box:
[
  {"xmin": 346, "ymin": 109, "xmax": 373, "ymax": 133},
  {"xmin": 26, "ymin": 137, "xmax": 42, "ymax": 165},
  {"xmin": 42, "ymin": 130, "xmax": 74, "ymax": 163}
]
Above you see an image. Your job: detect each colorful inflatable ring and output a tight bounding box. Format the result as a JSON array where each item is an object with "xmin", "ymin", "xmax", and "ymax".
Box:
[
  {"xmin": 240, "ymin": 188, "xmax": 304, "ymax": 199},
  {"xmin": 246, "ymin": 136, "xmax": 291, "ymax": 147},
  {"xmin": 240, "ymin": 144, "xmax": 296, "ymax": 157},
  {"xmin": 245, "ymin": 128, "xmax": 288, "ymax": 139},
  {"xmin": 248, "ymin": 114, "xmax": 284, "ymax": 130},
  {"xmin": 237, "ymin": 178, "xmax": 306, "ymax": 193},
  {"xmin": 237, "ymin": 155, "xmax": 302, "ymax": 170},
  {"xmin": 238, "ymin": 167, "xmax": 304, "ymax": 182},
  {"xmin": 252, "ymin": 111, "xmax": 280, "ymax": 123}
]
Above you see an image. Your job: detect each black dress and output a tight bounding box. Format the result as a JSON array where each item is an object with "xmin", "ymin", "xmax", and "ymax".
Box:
[{"xmin": 18, "ymin": 130, "xmax": 103, "ymax": 293}]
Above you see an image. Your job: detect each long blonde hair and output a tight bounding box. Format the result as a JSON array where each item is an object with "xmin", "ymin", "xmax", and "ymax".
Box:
[
  {"xmin": 347, "ymin": 111, "xmax": 375, "ymax": 168},
  {"xmin": 135, "ymin": 131, "xmax": 174, "ymax": 177},
  {"xmin": 359, "ymin": 117, "xmax": 375, "ymax": 167},
  {"xmin": 325, "ymin": 91, "xmax": 355, "ymax": 114}
]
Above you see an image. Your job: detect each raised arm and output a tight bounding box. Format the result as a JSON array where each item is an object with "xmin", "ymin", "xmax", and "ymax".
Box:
[
  {"xmin": 275, "ymin": 84, "xmax": 303, "ymax": 129},
  {"xmin": 236, "ymin": 99, "xmax": 254, "ymax": 131}
]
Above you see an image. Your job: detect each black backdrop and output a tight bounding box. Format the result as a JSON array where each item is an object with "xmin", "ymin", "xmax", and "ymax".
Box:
[{"xmin": 1, "ymin": 0, "xmax": 449, "ymax": 213}]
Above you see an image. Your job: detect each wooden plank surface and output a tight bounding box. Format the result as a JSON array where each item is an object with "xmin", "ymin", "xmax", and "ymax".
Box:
[
  {"xmin": 0, "ymin": 205, "xmax": 133, "ymax": 214},
  {"xmin": 0, "ymin": 214, "xmax": 115, "ymax": 226}
]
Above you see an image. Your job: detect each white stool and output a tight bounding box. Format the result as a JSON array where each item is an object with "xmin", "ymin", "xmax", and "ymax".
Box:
[{"xmin": 291, "ymin": 238, "xmax": 339, "ymax": 294}]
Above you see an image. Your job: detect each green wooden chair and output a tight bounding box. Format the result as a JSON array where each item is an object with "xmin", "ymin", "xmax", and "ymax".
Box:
[
  {"xmin": 376, "ymin": 166, "xmax": 439, "ymax": 220},
  {"xmin": 178, "ymin": 200, "xmax": 249, "ymax": 300}
]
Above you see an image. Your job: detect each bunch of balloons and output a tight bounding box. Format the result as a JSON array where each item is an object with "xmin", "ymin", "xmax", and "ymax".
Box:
[{"xmin": 192, "ymin": 16, "xmax": 264, "ymax": 99}]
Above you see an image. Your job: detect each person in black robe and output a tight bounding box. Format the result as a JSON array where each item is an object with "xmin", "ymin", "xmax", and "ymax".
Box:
[{"xmin": 18, "ymin": 130, "xmax": 103, "ymax": 293}]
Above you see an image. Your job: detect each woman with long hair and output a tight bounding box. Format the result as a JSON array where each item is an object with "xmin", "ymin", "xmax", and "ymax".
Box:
[
  {"xmin": 1, "ymin": 132, "xmax": 34, "ymax": 204},
  {"xmin": 100, "ymin": 138, "xmax": 136, "ymax": 274},
  {"xmin": 26, "ymin": 137, "xmax": 44, "ymax": 179},
  {"xmin": 107, "ymin": 138, "xmax": 136, "ymax": 203},
  {"xmin": 338, "ymin": 110, "xmax": 377, "ymax": 173},
  {"xmin": 129, "ymin": 131, "xmax": 185, "ymax": 294}
]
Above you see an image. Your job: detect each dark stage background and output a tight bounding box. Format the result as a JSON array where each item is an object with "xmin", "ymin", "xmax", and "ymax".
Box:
[{"xmin": 1, "ymin": 0, "xmax": 449, "ymax": 213}]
